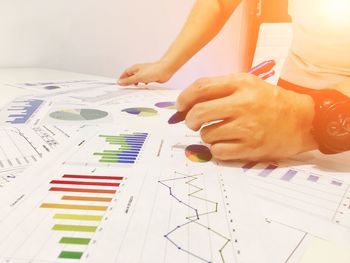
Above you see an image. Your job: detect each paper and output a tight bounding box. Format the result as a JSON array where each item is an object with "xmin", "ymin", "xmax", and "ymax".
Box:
[{"xmin": 0, "ymin": 78, "xmax": 348, "ymax": 262}]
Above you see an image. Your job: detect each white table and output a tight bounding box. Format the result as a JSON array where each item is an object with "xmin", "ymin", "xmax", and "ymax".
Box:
[{"xmin": 1, "ymin": 38, "xmax": 350, "ymax": 261}]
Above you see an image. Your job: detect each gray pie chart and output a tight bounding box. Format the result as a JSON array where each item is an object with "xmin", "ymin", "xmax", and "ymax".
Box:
[{"xmin": 49, "ymin": 109, "xmax": 109, "ymax": 121}]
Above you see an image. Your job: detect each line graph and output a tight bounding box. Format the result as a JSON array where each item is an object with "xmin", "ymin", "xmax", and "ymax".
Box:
[{"xmin": 159, "ymin": 172, "xmax": 231, "ymax": 263}]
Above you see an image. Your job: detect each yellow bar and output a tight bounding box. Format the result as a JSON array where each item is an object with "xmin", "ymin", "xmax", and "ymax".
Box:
[
  {"xmin": 54, "ymin": 214, "xmax": 103, "ymax": 221},
  {"xmin": 40, "ymin": 203, "xmax": 107, "ymax": 211}
]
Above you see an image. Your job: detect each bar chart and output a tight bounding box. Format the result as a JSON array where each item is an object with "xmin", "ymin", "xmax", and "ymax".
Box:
[
  {"xmin": 94, "ymin": 133, "xmax": 148, "ymax": 164},
  {"xmin": 65, "ymin": 131, "xmax": 149, "ymax": 167},
  {"xmin": 2, "ymin": 99, "xmax": 44, "ymax": 124},
  {"xmin": 40, "ymin": 173, "xmax": 123, "ymax": 260},
  {"xmin": 242, "ymin": 162, "xmax": 350, "ymax": 228}
]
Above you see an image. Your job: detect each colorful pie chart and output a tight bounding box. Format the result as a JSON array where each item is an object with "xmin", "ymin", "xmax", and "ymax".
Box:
[
  {"xmin": 155, "ymin": 101, "xmax": 176, "ymax": 109},
  {"xmin": 185, "ymin": 144, "xmax": 212, "ymax": 163},
  {"xmin": 122, "ymin": 107, "xmax": 158, "ymax": 117},
  {"xmin": 49, "ymin": 109, "xmax": 109, "ymax": 121}
]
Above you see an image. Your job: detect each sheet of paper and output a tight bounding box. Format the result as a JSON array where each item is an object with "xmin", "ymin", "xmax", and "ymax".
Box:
[
  {"xmin": 0, "ymin": 126, "xmax": 272, "ymax": 263},
  {"xmin": 0, "ymin": 77, "xmax": 348, "ymax": 262}
]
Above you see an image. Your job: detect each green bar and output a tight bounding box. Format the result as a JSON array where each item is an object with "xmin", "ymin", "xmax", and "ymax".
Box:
[
  {"xmin": 54, "ymin": 214, "xmax": 103, "ymax": 221},
  {"xmin": 106, "ymin": 140, "xmax": 127, "ymax": 144},
  {"xmin": 53, "ymin": 224, "xmax": 97, "ymax": 232},
  {"xmin": 60, "ymin": 237, "xmax": 91, "ymax": 245},
  {"xmin": 94, "ymin": 153, "xmax": 119, "ymax": 156},
  {"xmin": 59, "ymin": 251, "xmax": 83, "ymax": 259},
  {"xmin": 99, "ymin": 135, "xmax": 124, "ymax": 138},
  {"xmin": 99, "ymin": 159, "xmax": 120, "ymax": 163}
]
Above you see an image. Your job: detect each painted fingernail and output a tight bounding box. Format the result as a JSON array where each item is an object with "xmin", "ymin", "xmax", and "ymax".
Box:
[{"xmin": 168, "ymin": 111, "xmax": 187, "ymax": 124}]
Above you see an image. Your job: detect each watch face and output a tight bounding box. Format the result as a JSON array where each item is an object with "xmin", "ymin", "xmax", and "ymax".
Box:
[{"xmin": 322, "ymin": 102, "xmax": 350, "ymax": 152}]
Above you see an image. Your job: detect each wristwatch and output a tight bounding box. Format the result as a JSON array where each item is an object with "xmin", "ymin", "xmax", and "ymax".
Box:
[{"xmin": 310, "ymin": 89, "xmax": 350, "ymax": 154}]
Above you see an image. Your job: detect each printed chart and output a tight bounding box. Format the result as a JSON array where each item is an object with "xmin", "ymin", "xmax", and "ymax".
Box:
[
  {"xmin": 0, "ymin": 168, "xmax": 126, "ymax": 262},
  {"xmin": 64, "ymin": 131, "xmax": 149, "ymax": 167},
  {"xmin": 49, "ymin": 109, "xmax": 109, "ymax": 121},
  {"xmin": 0, "ymin": 98, "xmax": 44, "ymax": 124},
  {"xmin": 155, "ymin": 101, "xmax": 176, "ymax": 109},
  {"xmin": 185, "ymin": 144, "xmax": 213, "ymax": 163},
  {"xmin": 242, "ymin": 162, "xmax": 350, "ymax": 228},
  {"xmin": 0, "ymin": 125, "xmax": 80, "ymax": 170},
  {"xmin": 122, "ymin": 107, "xmax": 158, "ymax": 117}
]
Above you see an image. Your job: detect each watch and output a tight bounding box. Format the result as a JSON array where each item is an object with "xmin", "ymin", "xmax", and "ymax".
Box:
[{"xmin": 310, "ymin": 89, "xmax": 350, "ymax": 154}]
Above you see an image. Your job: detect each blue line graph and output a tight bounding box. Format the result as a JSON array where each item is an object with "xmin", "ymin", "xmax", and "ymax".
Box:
[{"xmin": 159, "ymin": 172, "xmax": 231, "ymax": 263}]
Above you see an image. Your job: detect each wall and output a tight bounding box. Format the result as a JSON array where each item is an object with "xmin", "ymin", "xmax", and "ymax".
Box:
[{"xmin": 0, "ymin": 0, "xmax": 245, "ymax": 88}]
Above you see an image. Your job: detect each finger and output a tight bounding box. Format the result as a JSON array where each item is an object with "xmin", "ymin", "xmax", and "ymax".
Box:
[
  {"xmin": 200, "ymin": 120, "xmax": 247, "ymax": 144},
  {"xmin": 119, "ymin": 70, "xmax": 133, "ymax": 79},
  {"xmin": 210, "ymin": 142, "xmax": 251, "ymax": 161},
  {"xmin": 176, "ymin": 73, "xmax": 256, "ymax": 112},
  {"xmin": 118, "ymin": 66, "xmax": 140, "ymax": 85},
  {"xmin": 118, "ymin": 73, "xmax": 143, "ymax": 86},
  {"xmin": 185, "ymin": 95, "xmax": 241, "ymax": 131}
]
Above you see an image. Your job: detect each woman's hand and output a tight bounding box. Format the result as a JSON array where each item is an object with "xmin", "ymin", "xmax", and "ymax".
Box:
[
  {"xmin": 176, "ymin": 73, "xmax": 318, "ymax": 161},
  {"xmin": 118, "ymin": 60, "xmax": 174, "ymax": 86}
]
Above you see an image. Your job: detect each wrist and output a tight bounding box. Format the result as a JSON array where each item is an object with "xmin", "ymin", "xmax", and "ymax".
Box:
[
  {"xmin": 294, "ymin": 92, "xmax": 319, "ymax": 153},
  {"xmin": 156, "ymin": 59, "xmax": 177, "ymax": 80}
]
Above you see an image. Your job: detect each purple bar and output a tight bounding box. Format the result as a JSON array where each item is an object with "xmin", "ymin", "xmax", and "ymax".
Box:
[
  {"xmin": 258, "ymin": 164, "xmax": 278, "ymax": 177},
  {"xmin": 307, "ymin": 175, "xmax": 319, "ymax": 182},
  {"xmin": 242, "ymin": 162, "xmax": 258, "ymax": 172},
  {"xmin": 331, "ymin": 180, "xmax": 343, "ymax": 187},
  {"xmin": 281, "ymin": 170, "xmax": 298, "ymax": 181}
]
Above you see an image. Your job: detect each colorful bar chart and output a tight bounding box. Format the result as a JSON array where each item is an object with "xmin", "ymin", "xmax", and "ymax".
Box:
[
  {"xmin": 39, "ymin": 173, "xmax": 123, "ymax": 260},
  {"xmin": 94, "ymin": 133, "xmax": 148, "ymax": 164},
  {"xmin": 6, "ymin": 99, "xmax": 44, "ymax": 124},
  {"xmin": 242, "ymin": 162, "xmax": 345, "ymax": 188}
]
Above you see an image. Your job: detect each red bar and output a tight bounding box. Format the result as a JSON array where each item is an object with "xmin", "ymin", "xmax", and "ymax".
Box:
[
  {"xmin": 49, "ymin": 187, "xmax": 116, "ymax": 194},
  {"xmin": 50, "ymin": 180, "xmax": 119, "ymax": 187},
  {"xmin": 63, "ymin": 174, "xmax": 123, "ymax": 180}
]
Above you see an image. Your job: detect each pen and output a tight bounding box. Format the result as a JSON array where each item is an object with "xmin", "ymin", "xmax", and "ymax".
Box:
[{"xmin": 168, "ymin": 60, "xmax": 276, "ymax": 124}]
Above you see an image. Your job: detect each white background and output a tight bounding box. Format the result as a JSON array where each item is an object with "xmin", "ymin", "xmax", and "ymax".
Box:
[{"xmin": 0, "ymin": 0, "xmax": 244, "ymax": 88}]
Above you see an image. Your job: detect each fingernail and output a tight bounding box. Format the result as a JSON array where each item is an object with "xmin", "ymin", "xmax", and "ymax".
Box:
[
  {"xmin": 168, "ymin": 111, "xmax": 187, "ymax": 124},
  {"xmin": 117, "ymin": 79, "xmax": 124, "ymax": 85}
]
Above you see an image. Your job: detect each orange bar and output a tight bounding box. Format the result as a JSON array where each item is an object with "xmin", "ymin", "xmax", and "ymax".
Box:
[
  {"xmin": 49, "ymin": 187, "xmax": 116, "ymax": 194},
  {"xmin": 62, "ymin": 196, "xmax": 113, "ymax": 202}
]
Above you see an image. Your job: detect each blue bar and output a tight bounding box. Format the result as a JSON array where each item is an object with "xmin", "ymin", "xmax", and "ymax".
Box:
[
  {"xmin": 307, "ymin": 175, "xmax": 319, "ymax": 182},
  {"xmin": 281, "ymin": 170, "xmax": 298, "ymax": 181},
  {"xmin": 242, "ymin": 162, "xmax": 258, "ymax": 172},
  {"xmin": 258, "ymin": 164, "xmax": 278, "ymax": 177}
]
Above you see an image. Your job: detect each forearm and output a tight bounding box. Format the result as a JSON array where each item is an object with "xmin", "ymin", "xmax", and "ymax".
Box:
[{"xmin": 161, "ymin": 0, "xmax": 241, "ymax": 75}]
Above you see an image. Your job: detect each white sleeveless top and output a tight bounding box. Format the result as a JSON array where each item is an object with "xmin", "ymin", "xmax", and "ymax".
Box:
[{"xmin": 280, "ymin": 0, "xmax": 350, "ymax": 89}]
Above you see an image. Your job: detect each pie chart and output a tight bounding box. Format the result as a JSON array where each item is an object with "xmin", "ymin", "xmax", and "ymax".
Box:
[
  {"xmin": 185, "ymin": 144, "xmax": 212, "ymax": 163},
  {"xmin": 49, "ymin": 109, "xmax": 109, "ymax": 121},
  {"xmin": 122, "ymin": 107, "xmax": 158, "ymax": 117},
  {"xmin": 155, "ymin": 101, "xmax": 176, "ymax": 110}
]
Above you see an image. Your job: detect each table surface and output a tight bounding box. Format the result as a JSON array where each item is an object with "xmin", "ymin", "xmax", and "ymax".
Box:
[{"xmin": 0, "ymin": 23, "xmax": 349, "ymax": 262}]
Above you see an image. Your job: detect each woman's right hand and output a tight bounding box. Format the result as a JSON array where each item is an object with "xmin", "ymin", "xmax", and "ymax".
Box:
[{"xmin": 118, "ymin": 60, "xmax": 175, "ymax": 86}]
